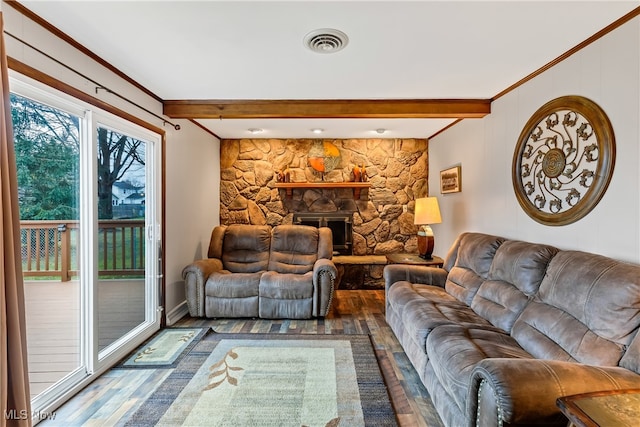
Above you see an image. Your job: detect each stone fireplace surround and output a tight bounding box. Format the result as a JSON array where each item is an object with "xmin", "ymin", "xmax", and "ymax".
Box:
[{"xmin": 219, "ymin": 138, "xmax": 429, "ymax": 255}]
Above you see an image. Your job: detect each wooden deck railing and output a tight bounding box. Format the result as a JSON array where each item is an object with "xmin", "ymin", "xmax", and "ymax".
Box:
[{"xmin": 20, "ymin": 220, "xmax": 145, "ymax": 281}]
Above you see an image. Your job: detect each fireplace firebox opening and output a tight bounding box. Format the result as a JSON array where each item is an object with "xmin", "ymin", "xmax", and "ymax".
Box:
[{"xmin": 293, "ymin": 212, "xmax": 353, "ymax": 255}]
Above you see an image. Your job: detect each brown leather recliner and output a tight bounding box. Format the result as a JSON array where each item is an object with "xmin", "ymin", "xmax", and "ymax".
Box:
[{"xmin": 182, "ymin": 224, "xmax": 337, "ymax": 319}]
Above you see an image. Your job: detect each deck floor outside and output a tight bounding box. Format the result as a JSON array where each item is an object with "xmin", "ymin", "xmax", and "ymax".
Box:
[{"xmin": 24, "ymin": 279, "xmax": 145, "ymax": 398}]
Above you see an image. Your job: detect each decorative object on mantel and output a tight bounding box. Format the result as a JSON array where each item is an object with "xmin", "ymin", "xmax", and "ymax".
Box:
[
  {"xmin": 352, "ymin": 165, "xmax": 361, "ymax": 182},
  {"xmin": 308, "ymin": 140, "xmax": 341, "ymax": 180},
  {"xmin": 414, "ymin": 197, "xmax": 442, "ymax": 260},
  {"xmin": 274, "ymin": 167, "xmax": 291, "ymax": 183},
  {"xmin": 440, "ymin": 165, "xmax": 461, "ymax": 194},
  {"xmin": 512, "ymin": 95, "xmax": 616, "ymax": 226},
  {"xmin": 352, "ymin": 164, "xmax": 368, "ymax": 182}
]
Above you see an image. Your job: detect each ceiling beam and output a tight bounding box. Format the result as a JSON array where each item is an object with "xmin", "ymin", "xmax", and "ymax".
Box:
[{"xmin": 163, "ymin": 99, "xmax": 491, "ymax": 119}]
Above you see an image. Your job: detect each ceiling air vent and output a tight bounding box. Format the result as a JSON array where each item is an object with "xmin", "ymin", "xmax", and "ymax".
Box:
[{"xmin": 304, "ymin": 29, "xmax": 349, "ymax": 54}]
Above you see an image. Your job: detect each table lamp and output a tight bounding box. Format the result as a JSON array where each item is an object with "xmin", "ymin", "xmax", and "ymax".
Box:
[{"xmin": 414, "ymin": 197, "xmax": 442, "ymax": 260}]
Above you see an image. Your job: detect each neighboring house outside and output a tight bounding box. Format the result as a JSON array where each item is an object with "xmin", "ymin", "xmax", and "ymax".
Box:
[
  {"xmin": 112, "ymin": 181, "xmax": 145, "ymax": 219},
  {"xmin": 126, "ymin": 192, "xmax": 145, "ymax": 205},
  {"xmin": 113, "ymin": 181, "xmax": 145, "ymax": 206}
]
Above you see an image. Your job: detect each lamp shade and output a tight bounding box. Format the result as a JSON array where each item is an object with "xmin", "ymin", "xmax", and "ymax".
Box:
[{"xmin": 414, "ymin": 197, "xmax": 442, "ymax": 225}]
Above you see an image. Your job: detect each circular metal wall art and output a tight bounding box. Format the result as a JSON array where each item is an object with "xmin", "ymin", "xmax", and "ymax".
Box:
[
  {"xmin": 308, "ymin": 140, "xmax": 341, "ymax": 174},
  {"xmin": 512, "ymin": 96, "xmax": 615, "ymax": 226}
]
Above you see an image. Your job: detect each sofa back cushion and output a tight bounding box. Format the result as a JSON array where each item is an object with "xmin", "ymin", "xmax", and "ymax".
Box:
[
  {"xmin": 471, "ymin": 240, "xmax": 559, "ymax": 333},
  {"xmin": 445, "ymin": 233, "xmax": 505, "ymax": 305},
  {"xmin": 221, "ymin": 224, "xmax": 271, "ymax": 273},
  {"xmin": 268, "ymin": 225, "xmax": 320, "ymax": 274},
  {"xmin": 512, "ymin": 250, "xmax": 640, "ymax": 367}
]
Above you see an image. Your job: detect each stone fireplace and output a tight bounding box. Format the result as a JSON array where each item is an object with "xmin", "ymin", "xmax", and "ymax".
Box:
[{"xmin": 219, "ymin": 138, "xmax": 429, "ymax": 255}]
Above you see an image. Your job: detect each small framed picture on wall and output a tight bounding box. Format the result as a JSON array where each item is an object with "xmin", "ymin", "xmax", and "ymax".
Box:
[{"xmin": 440, "ymin": 165, "xmax": 462, "ymax": 194}]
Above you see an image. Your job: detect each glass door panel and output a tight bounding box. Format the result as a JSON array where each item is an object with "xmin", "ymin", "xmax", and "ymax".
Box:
[
  {"xmin": 11, "ymin": 93, "xmax": 83, "ymax": 399},
  {"xmin": 96, "ymin": 126, "xmax": 148, "ymax": 352}
]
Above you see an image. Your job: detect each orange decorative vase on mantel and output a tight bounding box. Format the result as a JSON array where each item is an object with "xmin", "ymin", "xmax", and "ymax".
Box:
[
  {"xmin": 352, "ymin": 165, "xmax": 361, "ymax": 182},
  {"xmin": 352, "ymin": 164, "xmax": 368, "ymax": 182}
]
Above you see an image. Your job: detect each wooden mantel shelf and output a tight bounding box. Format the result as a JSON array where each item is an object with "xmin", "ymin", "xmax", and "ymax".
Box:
[{"xmin": 274, "ymin": 182, "xmax": 371, "ymax": 199}]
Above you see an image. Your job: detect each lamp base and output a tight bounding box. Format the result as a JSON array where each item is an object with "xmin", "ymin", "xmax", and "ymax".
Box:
[{"xmin": 417, "ymin": 225, "xmax": 435, "ymax": 260}]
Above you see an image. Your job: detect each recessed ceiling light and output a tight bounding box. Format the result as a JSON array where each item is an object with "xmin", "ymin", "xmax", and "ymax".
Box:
[
  {"xmin": 248, "ymin": 128, "xmax": 263, "ymax": 134},
  {"xmin": 304, "ymin": 29, "xmax": 349, "ymax": 54},
  {"xmin": 311, "ymin": 128, "xmax": 324, "ymax": 134},
  {"xmin": 376, "ymin": 128, "xmax": 387, "ymax": 134}
]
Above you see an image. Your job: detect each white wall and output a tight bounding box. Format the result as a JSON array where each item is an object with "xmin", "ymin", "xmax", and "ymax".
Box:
[
  {"xmin": 164, "ymin": 125, "xmax": 219, "ymax": 323},
  {"xmin": 429, "ymin": 16, "xmax": 640, "ymax": 264},
  {"xmin": 2, "ymin": 7, "xmax": 220, "ymax": 321}
]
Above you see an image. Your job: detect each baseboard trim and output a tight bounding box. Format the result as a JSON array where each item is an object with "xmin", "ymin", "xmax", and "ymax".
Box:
[{"xmin": 166, "ymin": 301, "xmax": 189, "ymax": 325}]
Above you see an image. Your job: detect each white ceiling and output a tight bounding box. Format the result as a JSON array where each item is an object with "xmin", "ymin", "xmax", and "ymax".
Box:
[{"xmin": 20, "ymin": 0, "xmax": 640, "ymax": 139}]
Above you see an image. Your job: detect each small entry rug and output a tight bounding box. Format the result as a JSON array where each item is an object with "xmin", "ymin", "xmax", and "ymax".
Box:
[
  {"xmin": 125, "ymin": 332, "xmax": 398, "ymax": 426},
  {"xmin": 118, "ymin": 327, "xmax": 207, "ymax": 368}
]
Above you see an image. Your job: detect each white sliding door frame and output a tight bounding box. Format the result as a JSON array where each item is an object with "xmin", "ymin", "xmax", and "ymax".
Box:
[{"xmin": 10, "ymin": 74, "xmax": 162, "ymax": 420}]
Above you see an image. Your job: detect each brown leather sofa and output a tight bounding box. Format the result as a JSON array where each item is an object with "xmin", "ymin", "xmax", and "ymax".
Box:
[
  {"xmin": 384, "ymin": 232, "xmax": 640, "ymax": 427},
  {"xmin": 183, "ymin": 224, "xmax": 337, "ymax": 319}
]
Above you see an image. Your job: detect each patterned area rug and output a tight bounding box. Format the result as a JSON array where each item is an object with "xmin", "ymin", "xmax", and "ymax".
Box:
[
  {"xmin": 118, "ymin": 327, "xmax": 207, "ymax": 368},
  {"xmin": 125, "ymin": 332, "xmax": 398, "ymax": 426}
]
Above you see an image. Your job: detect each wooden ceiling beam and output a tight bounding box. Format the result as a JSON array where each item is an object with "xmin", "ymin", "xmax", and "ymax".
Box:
[{"xmin": 163, "ymin": 99, "xmax": 491, "ymax": 119}]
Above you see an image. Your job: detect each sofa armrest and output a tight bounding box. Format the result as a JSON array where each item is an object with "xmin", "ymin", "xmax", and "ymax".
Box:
[
  {"xmin": 312, "ymin": 258, "xmax": 338, "ymax": 317},
  {"xmin": 182, "ymin": 258, "xmax": 223, "ymax": 317},
  {"xmin": 383, "ymin": 264, "xmax": 448, "ymax": 291},
  {"xmin": 468, "ymin": 358, "xmax": 640, "ymax": 427}
]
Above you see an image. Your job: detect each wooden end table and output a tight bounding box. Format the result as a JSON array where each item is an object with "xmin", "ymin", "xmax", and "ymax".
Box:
[
  {"xmin": 556, "ymin": 389, "xmax": 640, "ymax": 427},
  {"xmin": 385, "ymin": 253, "xmax": 444, "ymax": 267}
]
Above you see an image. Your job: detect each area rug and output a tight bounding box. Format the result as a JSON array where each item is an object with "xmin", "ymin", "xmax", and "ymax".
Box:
[
  {"xmin": 125, "ymin": 332, "xmax": 398, "ymax": 426},
  {"xmin": 118, "ymin": 327, "xmax": 207, "ymax": 368}
]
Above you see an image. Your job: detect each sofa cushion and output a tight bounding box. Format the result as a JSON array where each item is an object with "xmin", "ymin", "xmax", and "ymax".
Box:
[
  {"xmin": 513, "ymin": 300, "xmax": 625, "ymax": 366},
  {"xmin": 205, "ymin": 271, "xmax": 262, "ymax": 318},
  {"xmin": 402, "ymin": 298, "xmax": 492, "ymax": 355},
  {"xmin": 259, "ymin": 271, "xmax": 314, "ymax": 319},
  {"xmin": 259, "ymin": 271, "xmax": 314, "ymax": 300},
  {"xmin": 445, "ymin": 233, "xmax": 505, "ymax": 304},
  {"xmin": 206, "ymin": 271, "xmax": 262, "ymax": 298},
  {"xmin": 427, "ymin": 324, "xmax": 532, "ymax": 413},
  {"xmin": 221, "ymin": 224, "xmax": 271, "ymax": 273},
  {"xmin": 387, "ymin": 282, "xmax": 494, "ymax": 361},
  {"xmin": 387, "ymin": 281, "xmax": 460, "ymax": 313},
  {"xmin": 268, "ymin": 225, "xmax": 319, "ymax": 274},
  {"xmin": 471, "ymin": 240, "xmax": 558, "ymax": 332},
  {"xmin": 512, "ymin": 250, "xmax": 640, "ymax": 366}
]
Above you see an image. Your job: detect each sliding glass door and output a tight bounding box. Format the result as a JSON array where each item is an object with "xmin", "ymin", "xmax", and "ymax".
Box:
[
  {"xmin": 11, "ymin": 77, "xmax": 162, "ymax": 416},
  {"xmin": 94, "ymin": 118, "xmax": 161, "ymax": 361}
]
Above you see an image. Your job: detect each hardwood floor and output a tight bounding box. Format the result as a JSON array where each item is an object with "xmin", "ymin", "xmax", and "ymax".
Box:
[{"xmin": 38, "ymin": 290, "xmax": 444, "ymax": 427}]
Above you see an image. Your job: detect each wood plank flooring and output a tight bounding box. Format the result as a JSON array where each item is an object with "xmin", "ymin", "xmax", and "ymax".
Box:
[{"xmin": 38, "ymin": 290, "xmax": 444, "ymax": 427}]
